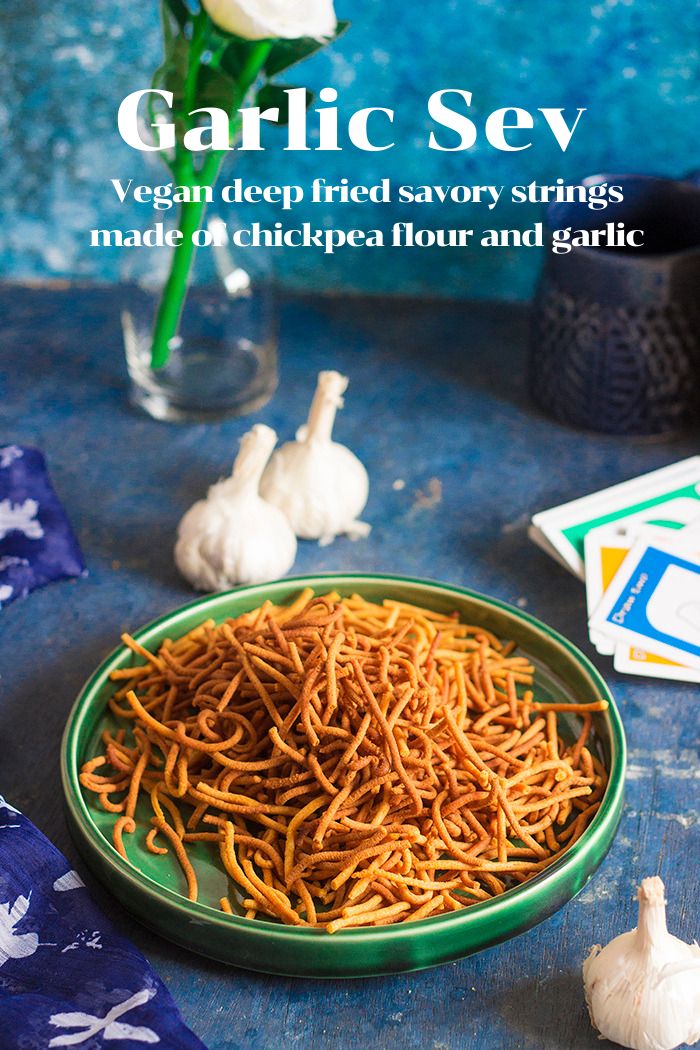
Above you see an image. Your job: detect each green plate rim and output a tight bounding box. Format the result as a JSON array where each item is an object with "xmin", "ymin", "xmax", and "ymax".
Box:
[{"xmin": 61, "ymin": 573, "xmax": 626, "ymax": 947}]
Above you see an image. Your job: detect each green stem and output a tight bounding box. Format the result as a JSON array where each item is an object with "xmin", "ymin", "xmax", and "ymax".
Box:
[
  {"xmin": 174, "ymin": 11, "xmax": 208, "ymax": 185},
  {"xmin": 149, "ymin": 38, "xmax": 272, "ymax": 370}
]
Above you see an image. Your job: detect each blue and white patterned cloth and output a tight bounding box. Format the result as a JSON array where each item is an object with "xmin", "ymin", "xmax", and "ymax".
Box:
[
  {"xmin": 0, "ymin": 445, "xmax": 86, "ymax": 608},
  {"xmin": 0, "ymin": 797, "xmax": 207, "ymax": 1049}
]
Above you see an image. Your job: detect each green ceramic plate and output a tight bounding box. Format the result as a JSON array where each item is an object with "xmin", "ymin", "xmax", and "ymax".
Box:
[{"xmin": 61, "ymin": 574, "xmax": 625, "ymax": 978}]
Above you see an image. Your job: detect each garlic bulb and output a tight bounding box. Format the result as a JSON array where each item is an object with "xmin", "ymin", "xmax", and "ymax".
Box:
[
  {"xmin": 174, "ymin": 425, "xmax": 297, "ymax": 590},
  {"xmin": 260, "ymin": 371, "xmax": 370, "ymax": 545},
  {"xmin": 583, "ymin": 876, "xmax": 700, "ymax": 1050}
]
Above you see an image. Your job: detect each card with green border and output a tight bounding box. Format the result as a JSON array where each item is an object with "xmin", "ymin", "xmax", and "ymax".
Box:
[{"xmin": 530, "ymin": 458, "xmax": 700, "ymax": 580}]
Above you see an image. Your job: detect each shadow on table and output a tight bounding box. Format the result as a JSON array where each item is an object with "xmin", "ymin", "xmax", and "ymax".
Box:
[
  {"xmin": 491, "ymin": 973, "xmax": 617, "ymax": 1050},
  {"xmin": 0, "ymin": 632, "xmax": 117, "ymax": 846},
  {"xmin": 130, "ymin": 957, "xmax": 617, "ymax": 1050}
]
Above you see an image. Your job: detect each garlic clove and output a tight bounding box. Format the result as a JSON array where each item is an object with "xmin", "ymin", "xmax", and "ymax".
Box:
[
  {"xmin": 583, "ymin": 876, "xmax": 700, "ymax": 1050},
  {"xmin": 260, "ymin": 370, "xmax": 370, "ymax": 544},
  {"xmin": 174, "ymin": 424, "xmax": 297, "ymax": 591}
]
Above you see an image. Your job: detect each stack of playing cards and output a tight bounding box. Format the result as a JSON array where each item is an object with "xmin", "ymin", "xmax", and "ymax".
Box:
[{"xmin": 530, "ymin": 457, "xmax": 700, "ymax": 683}]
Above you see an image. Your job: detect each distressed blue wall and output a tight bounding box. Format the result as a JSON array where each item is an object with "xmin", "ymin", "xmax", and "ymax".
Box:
[{"xmin": 0, "ymin": 0, "xmax": 698, "ymax": 299}]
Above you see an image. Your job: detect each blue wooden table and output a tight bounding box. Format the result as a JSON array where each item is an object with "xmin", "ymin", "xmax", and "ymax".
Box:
[{"xmin": 2, "ymin": 285, "xmax": 698, "ymax": 1050}]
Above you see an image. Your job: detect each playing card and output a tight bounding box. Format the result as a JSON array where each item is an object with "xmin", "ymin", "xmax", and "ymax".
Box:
[
  {"xmin": 613, "ymin": 644, "xmax": 700, "ymax": 683},
  {"xmin": 530, "ymin": 457, "xmax": 700, "ymax": 579},
  {"xmin": 589, "ymin": 536, "xmax": 700, "ymax": 670},
  {"xmin": 584, "ymin": 525, "xmax": 635, "ymax": 655}
]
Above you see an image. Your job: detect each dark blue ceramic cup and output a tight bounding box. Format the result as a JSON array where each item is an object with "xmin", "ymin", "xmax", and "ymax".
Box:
[{"xmin": 529, "ymin": 173, "xmax": 700, "ymax": 435}]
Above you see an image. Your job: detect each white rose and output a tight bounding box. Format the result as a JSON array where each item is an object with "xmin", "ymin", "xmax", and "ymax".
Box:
[{"xmin": 202, "ymin": 0, "xmax": 337, "ymax": 40}]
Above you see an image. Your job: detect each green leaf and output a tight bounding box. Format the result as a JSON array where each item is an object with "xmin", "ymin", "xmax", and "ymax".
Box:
[
  {"xmin": 263, "ymin": 21, "xmax": 350, "ymax": 78},
  {"xmin": 217, "ymin": 37, "xmax": 254, "ymax": 80},
  {"xmin": 197, "ymin": 65, "xmax": 238, "ymax": 110},
  {"xmin": 257, "ymin": 84, "xmax": 314, "ymax": 126},
  {"xmin": 162, "ymin": 0, "xmax": 190, "ymax": 33},
  {"xmin": 153, "ymin": 30, "xmax": 190, "ymax": 108}
]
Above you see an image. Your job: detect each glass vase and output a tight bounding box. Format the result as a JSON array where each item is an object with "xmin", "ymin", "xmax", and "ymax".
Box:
[{"xmin": 121, "ymin": 227, "xmax": 278, "ymax": 423}]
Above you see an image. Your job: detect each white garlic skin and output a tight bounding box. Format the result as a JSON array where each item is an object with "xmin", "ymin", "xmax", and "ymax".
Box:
[
  {"xmin": 174, "ymin": 488, "xmax": 296, "ymax": 590},
  {"xmin": 583, "ymin": 877, "xmax": 700, "ymax": 1050},
  {"xmin": 260, "ymin": 438, "xmax": 368, "ymax": 543},
  {"xmin": 174, "ymin": 425, "xmax": 297, "ymax": 591},
  {"xmin": 260, "ymin": 370, "xmax": 370, "ymax": 544}
]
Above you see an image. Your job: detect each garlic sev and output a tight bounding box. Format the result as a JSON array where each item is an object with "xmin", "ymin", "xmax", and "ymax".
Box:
[{"xmin": 80, "ymin": 590, "xmax": 609, "ymax": 931}]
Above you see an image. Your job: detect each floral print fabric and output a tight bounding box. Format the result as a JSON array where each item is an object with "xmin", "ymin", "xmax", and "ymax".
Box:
[
  {"xmin": 0, "ymin": 797, "xmax": 206, "ymax": 1049},
  {"xmin": 0, "ymin": 445, "xmax": 86, "ymax": 608}
]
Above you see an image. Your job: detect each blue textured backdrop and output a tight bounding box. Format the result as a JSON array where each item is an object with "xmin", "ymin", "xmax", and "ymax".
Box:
[{"xmin": 1, "ymin": 0, "xmax": 698, "ymax": 298}]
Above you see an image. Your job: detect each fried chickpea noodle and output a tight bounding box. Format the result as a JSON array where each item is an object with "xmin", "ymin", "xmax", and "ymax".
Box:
[{"xmin": 79, "ymin": 590, "xmax": 608, "ymax": 931}]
